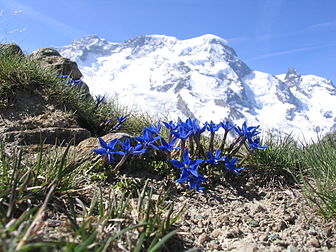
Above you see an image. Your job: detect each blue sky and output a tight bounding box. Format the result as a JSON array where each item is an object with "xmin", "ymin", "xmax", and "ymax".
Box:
[{"xmin": 1, "ymin": 0, "xmax": 336, "ymax": 83}]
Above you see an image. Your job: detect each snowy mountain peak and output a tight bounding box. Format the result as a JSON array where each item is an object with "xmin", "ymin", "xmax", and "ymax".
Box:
[
  {"xmin": 188, "ymin": 33, "xmax": 230, "ymax": 46},
  {"xmin": 284, "ymin": 68, "xmax": 302, "ymax": 87},
  {"xmin": 58, "ymin": 35, "xmax": 117, "ymax": 62},
  {"xmin": 56, "ymin": 34, "xmax": 336, "ymax": 140}
]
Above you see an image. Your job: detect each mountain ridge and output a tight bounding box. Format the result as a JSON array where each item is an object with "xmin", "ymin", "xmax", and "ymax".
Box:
[{"xmin": 54, "ymin": 34, "xmax": 336, "ymax": 140}]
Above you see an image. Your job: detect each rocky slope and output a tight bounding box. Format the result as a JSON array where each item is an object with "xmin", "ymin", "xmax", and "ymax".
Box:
[{"xmin": 0, "ymin": 45, "xmax": 91, "ymax": 148}]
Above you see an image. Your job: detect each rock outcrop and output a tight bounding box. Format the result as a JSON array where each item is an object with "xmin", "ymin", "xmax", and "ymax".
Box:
[
  {"xmin": 28, "ymin": 48, "xmax": 83, "ymax": 79},
  {"xmin": 0, "ymin": 43, "xmax": 25, "ymax": 57},
  {"xmin": 0, "ymin": 44, "xmax": 92, "ymax": 150}
]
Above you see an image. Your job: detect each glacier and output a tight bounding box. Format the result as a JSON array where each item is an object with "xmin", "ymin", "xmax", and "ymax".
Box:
[{"xmin": 54, "ymin": 34, "xmax": 336, "ymax": 141}]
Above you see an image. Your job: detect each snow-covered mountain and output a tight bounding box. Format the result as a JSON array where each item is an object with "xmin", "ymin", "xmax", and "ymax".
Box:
[{"xmin": 55, "ymin": 34, "xmax": 336, "ymax": 140}]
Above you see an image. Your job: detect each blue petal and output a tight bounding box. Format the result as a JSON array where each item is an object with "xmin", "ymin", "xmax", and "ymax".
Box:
[
  {"xmin": 170, "ymin": 160, "xmax": 185, "ymax": 169},
  {"xmin": 134, "ymin": 144, "xmax": 143, "ymax": 150},
  {"xmin": 108, "ymin": 139, "xmax": 119, "ymax": 149},
  {"xmin": 149, "ymin": 143, "xmax": 159, "ymax": 150},
  {"xmin": 134, "ymin": 136, "xmax": 145, "ymax": 143},
  {"xmin": 196, "ymin": 187, "xmax": 205, "ymax": 192},
  {"xmin": 189, "ymin": 169, "xmax": 199, "ymax": 177},
  {"xmin": 98, "ymin": 138, "xmax": 108, "ymax": 149},
  {"xmin": 206, "ymin": 152, "xmax": 214, "ymax": 159},
  {"xmin": 231, "ymin": 157, "xmax": 238, "ymax": 165},
  {"xmin": 177, "ymin": 170, "xmax": 190, "ymax": 183},
  {"xmin": 160, "ymin": 138, "xmax": 169, "ymax": 146},
  {"xmin": 170, "ymin": 137, "xmax": 178, "ymax": 146},
  {"xmin": 93, "ymin": 148, "xmax": 107, "ymax": 155},
  {"xmin": 158, "ymin": 146, "xmax": 167, "ymax": 151},
  {"xmin": 122, "ymin": 138, "xmax": 131, "ymax": 150},
  {"xmin": 191, "ymin": 159, "xmax": 204, "ymax": 167},
  {"xmin": 112, "ymin": 151, "xmax": 125, "ymax": 155},
  {"xmin": 152, "ymin": 136, "xmax": 161, "ymax": 142}
]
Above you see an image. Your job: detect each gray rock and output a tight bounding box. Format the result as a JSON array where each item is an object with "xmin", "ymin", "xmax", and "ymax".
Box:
[
  {"xmin": 0, "ymin": 43, "xmax": 24, "ymax": 57},
  {"xmin": 1, "ymin": 127, "xmax": 91, "ymax": 146},
  {"xmin": 29, "ymin": 48, "xmax": 83, "ymax": 80}
]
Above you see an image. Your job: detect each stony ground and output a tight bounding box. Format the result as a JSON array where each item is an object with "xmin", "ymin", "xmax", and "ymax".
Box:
[
  {"xmin": 7, "ymin": 148, "xmax": 335, "ymax": 252},
  {"xmin": 16, "ymin": 174, "xmax": 336, "ymax": 252},
  {"xmin": 168, "ymin": 178, "xmax": 335, "ymax": 252}
]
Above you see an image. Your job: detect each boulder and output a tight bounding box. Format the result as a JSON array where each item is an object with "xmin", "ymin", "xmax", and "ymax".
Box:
[
  {"xmin": 0, "ymin": 45, "xmax": 95, "ymax": 159},
  {"xmin": 0, "ymin": 43, "xmax": 25, "ymax": 57},
  {"xmin": 29, "ymin": 48, "xmax": 83, "ymax": 80},
  {"xmin": 77, "ymin": 132, "xmax": 131, "ymax": 158}
]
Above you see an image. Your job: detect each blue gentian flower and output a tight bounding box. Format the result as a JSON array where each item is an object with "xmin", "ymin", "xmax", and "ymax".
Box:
[
  {"xmin": 56, "ymin": 74, "xmax": 83, "ymax": 86},
  {"xmin": 221, "ymin": 121, "xmax": 234, "ymax": 132},
  {"xmin": 120, "ymin": 138, "xmax": 146, "ymax": 155},
  {"xmin": 112, "ymin": 115, "xmax": 128, "ymax": 131},
  {"xmin": 134, "ymin": 130, "xmax": 160, "ymax": 150},
  {"xmin": 186, "ymin": 118, "xmax": 207, "ymax": 136},
  {"xmin": 56, "ymin": 74, "xmax": 69, "ymax": 78},
  {"xmin": 163, "ymin": 120, "xmax": 178, "ymax": 131},
  {"xmin": 72, "ymin": 79, "xmax": 83, "ymax": 86},
  {"xmin": 248, "ymin": 138, "xmax": 268, "ymax": 150},
  {"xmin": 189, "ymin": 175, "xmax": 207, "ymax": 193},
  {"xmin": 206, "ymin": 149, "xmax": 226, "ymax": 165},
  {"xmin": 170, "ymin": 149, "xmax": 204, "ymax": 183},
  {"xmin": 170, "ymin": 149, "xmax": 204, "ymax": 176},
  {"xmin": 224, "ymin": 156, "xmax": 244, "ymax": 175},
  {"xmin": 66, "ymin": 78, "xmax": 83, "ymax": 86},
  {"xmin": 146, "ymin": 121, "xmax": 161, "ymax": 135},
  {"xmin": 234, "ymin": 121, "xmax": 260, "ymax": 140},
  {"xmin": 172, "ymin": 127, "xmax": 192, "ymax": 141},
  {"xmin": 206, "ymin": 121, "xmax": 221, "ymax": 132},
  {"xmin": 158, "ymin": 137, "xmax": 180, "ymax": 152},
  {"xmin": 93, "ymin": 138, "xmax": 124, "ymax": 163}
]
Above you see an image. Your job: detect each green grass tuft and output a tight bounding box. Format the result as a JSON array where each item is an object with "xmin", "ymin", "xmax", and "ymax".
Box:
[{"xmin": 300, "ymin": 137, "xmax": 336, "ymax": 218}]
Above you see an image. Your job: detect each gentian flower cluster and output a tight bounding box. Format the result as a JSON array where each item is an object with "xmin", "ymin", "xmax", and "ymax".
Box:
[
  {"xmin": 93, "ymin": 116, "xmax": 268, "ymax": 193},
  {"xmin": 170, "ymin": 149, "xmax": 206, "ymax": 192}
]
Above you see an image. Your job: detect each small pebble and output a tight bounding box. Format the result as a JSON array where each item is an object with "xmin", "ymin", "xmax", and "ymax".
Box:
[
  {"xmin": 211, "ymin": 229, "xmax": 222, "ymax": 238},
  {"xmin": 308, "ymin": 228, "xmax": 318, "ymax": 236},
  {"xmin": 268, "ymin": 233, "xmax": 280, "ymax": 241},
  {"xmin": 308, "ymin": 237, "xmax": 321, "ymax": 248},
  {"xmin": 197, "ymin": 233, "xmax": 209, "ymax": 244},
  {"xmin": 287, "ymin": 245, "xmax": 298, "ymax": 252},
  {"xmin": 284, "ymin": 215, "xmax": 296, "ymax": 224},
  {"xmin": 273, "ymin": 221, "xmax": 287, "ymax": 232},
  {"xmin": 324, "ymin": 227, "xmax": 333, "ymax": 237},
  {"xmin": 225, "ymin": 227, "xmax": 242, "ymax": 238},
  {"xmin": 207, "ymin": 241, "xmax": 221, "ymax": 250},
  {"xmin": 274, "ymin": 240, "xmax": 289, "ymax": 248},
  {"xmin": 193, "ymin": 227, "xmax": 203, "ymax": 234},
  {"xmin": 249, "ymin": 219, "xmax": 259, "ymax": 227},
  {"xmin": 259, "ymin": 233, "xmax": 269, "ymax": 242}
]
